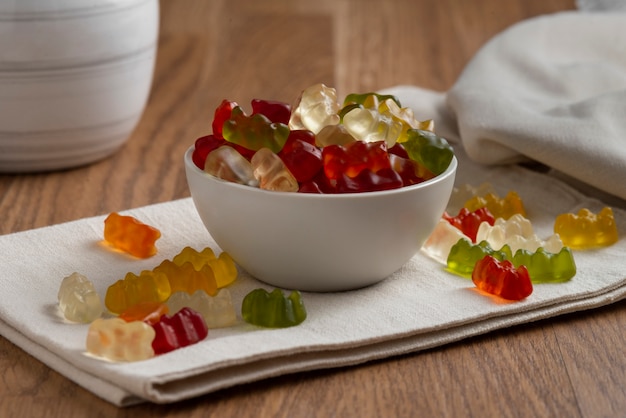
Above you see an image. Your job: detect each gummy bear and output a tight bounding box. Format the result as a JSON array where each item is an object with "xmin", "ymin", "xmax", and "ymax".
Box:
[
  {"xmin": 389, "ymin": 153, "xmax": 433, "ymax": 187},
  {"xmin": 289, "ymin": 83, "xmax": 341, "ymax": 134},
  {"xmin": 105, "ymin": 270, "xmax": 171, "ymax": 314},
  {"xmin": 86, "ymin": 318, "xmax": 155, "ymax": 362},
  {"xmin": 421, "ymin": 219, "xmax": 469, "ymax": 265},
  {"xmin": 322, "ymin": 140, "xmax": 391, "ymax": 180},
  {"xmin": 335, "ymin": 168, "xmax": 403, "ymax": 193},
  {"xmin": 151, "ymin": 307, "xmax": 209, "ymax": 355},
  {"xmin": 278, "ymin": 131, "xmax": 323, "ymax": 183},
  {"xmin": 172, "ymin": 246, "xmax": 238, "ymax": 288},
  {"xmin": 118, "ymin": 301, "xmax": 169, "ymax": 325},
  {"xmin": 465, "ymin": 191, "xmax": 526, "ymax": 220},
  {"xmin": 298, "ymin": 170, "xmax": 335, "ymax": 194},
  {"xmin": 315, "ymin": 124, "xmax": 357, "ymax": 148},
  {"xmin": 554, "ymin": 207, "xmax": 618, "ymax": 249},
  {"xmin": 447, "ymin": 183, "xmax": 497, "ymax": 216},
  {"xmin": 378, "ymin": 98, "xmax": 434, "ymax": 143},
  {"xmin": 281, "ymin": 129, "xmax": 317, "ymax": 149},
  {"xmin": 447, "ymin": 239, "xmax": 503, "ymax": 277},
  {"xmin": 511, "ymin": 247, "xmax": 576, "ymax": 283},
  {"xmin": 192, "ymin": 134, "xmax": 223, "ymax": 170},
  {"xmin": 153, "ymin": 259, "xmax": 218, "ymax": 296},
  {"xmin": 342, "ymin": 105, "xmax": 403, "ymax": 147},
  {"xmin": 342, "ymin": 91, "xmax": 402, "ymax": 108},
  {"xmin": 251, "ymin": 99, "xmax": 292, "ymax": 125},
  {"xmin": 476, "ymin": 213, "xmax": 563, "ymax": 254},
  {"xmin": 212, "ymin": 99, "xmax": 239, "ymax": 138},
  {"xmin": 167, "ymin": 289, "xmax": 237, "ymax": 328},
  {"xmin": 204, "ymin": 145, "xmax": 259, "ymax": 187},
  {"xmin": 341, "ymin": 94, "xmax": 423, "ymax": 146},
  {"xmin": 472, "ymin": 255, "xmax": 533, "ymax": 301},
  {"xmin": 241, "ymin": 288, "xmax": 307, "ymax": 328},
  {"xmin": 401, "ymin": 129, "xmax": 454, "ymax": 176},
  {"xmin": 443, "ymin": 207, "xmax": 496, "ymax": 243},
  {"xmin": 57, "ymin": 272, "xmax": 103, "ymax": 323},
  {"xmin": 172, "ymin": 246, "xmax": 219, "ymax": 270},
  {"xmin": 223, "ymin": 106, "xmax": 290, "ymax": 154},
  {"xmin": 103, "ymin": 212, "xmax": 161, "ymax": 259},
  {"xmin": 251, "ymin": 148, "xmax": 299, "ymax": 192}
]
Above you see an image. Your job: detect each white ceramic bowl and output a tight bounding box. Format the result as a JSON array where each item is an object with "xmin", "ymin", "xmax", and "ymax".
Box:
[
  {"xmin": 0, "ymin": 0, "xmax": 159, "ymax": 172},
  {"xmin": 185, "ymin": 147, "xmax": 457, "ymax": 292}
]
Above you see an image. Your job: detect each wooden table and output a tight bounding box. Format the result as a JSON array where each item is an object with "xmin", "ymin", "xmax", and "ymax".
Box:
[{"xmin": 2, "ymin": 0, "xmax": 624, "ymax": 416}]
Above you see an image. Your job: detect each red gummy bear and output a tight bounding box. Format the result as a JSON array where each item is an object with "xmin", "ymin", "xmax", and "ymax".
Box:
[
  {"xmin": 443, "ymin": 207, "xmax": 495, "ymax": 243},
  {"xmin": 336, "ymin": 168, "xmax": 403, "ymax": 193},
  {"xmin": 251, "ymin": 99, "xmax": 292, "ymax": 125},
  {"xmin": 471, "ymin": 255, "xmax": 533, "ymax": 301},
  {"xmin": 192, "ymin": 134, "xmax": 223, "ymax": 169},
  {"xmin": 151, "ymin": 307, "xmax": 209, "ymax": 355},
  {"xmin": 298, "ymin": 170, "xmax": 335, "ymax": 194},
  {"xmin": 279, "ymin": 131, "xmax": 323, "ymax": 183},
  {"xmin": 322, "ymin": 140, "xmax": 391, "ymax": 180},
  {"xmin": 212, "ymin": 100, "xmax": 238, "ymax": 138}
]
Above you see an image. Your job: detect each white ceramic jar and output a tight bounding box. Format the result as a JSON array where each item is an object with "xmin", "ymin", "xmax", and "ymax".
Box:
[{"xmin": 0, "ymin": 0, "xmax": 159, "ymax": 172}]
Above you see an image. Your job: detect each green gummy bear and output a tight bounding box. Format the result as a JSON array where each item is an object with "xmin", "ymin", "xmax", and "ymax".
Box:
[
  {"xmin": 446, "ymin": 239, "xmax": 511, "ymax": 278},
  {"xmin": 402, "ymin": 129, "xmax": 454, "ymax": 175},
  {"xmin": 241, "ymin": 288, "xmax": 307, "ymax": 328},
  {"xmin": 338, "ymin": 103, "xmax": 363, "ymax": 121},
  {"xmin": 223, "ymin": 106, "xmax": 290, "ymax": 153},
  {"xmin": 343, "ymin": 92, "xmax": 402, "ymax": 108},
  {"xmin": 511, "ymin": 247, "xmax": 576, "ymax": 283}
]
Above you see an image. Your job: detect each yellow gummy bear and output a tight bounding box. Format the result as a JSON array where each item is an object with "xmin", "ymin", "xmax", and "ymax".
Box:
[
  {"xmin": 378, "ymin": 98, "xmax": 434, "ymax": 143},
  {"xmin": 105, "ymin": 270, "xmax": 171, "ymax": 314},
  {"xmin": 554, "ymin": 207, "xmax": 618, "ymax": 249},
  {"xmin": 464, "ymin": 191, "xmax": 526, "ymax": 220},
  {"xmin": 153, "ymin": 259, "xmax": 218, "ymax": 296},
  {"xmin": 172, "ymin": 247, "xmax": 237, "ymax": 288}
]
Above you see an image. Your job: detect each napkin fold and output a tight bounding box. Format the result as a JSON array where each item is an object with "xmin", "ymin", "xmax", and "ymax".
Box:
[
  {"xmin": 2, "ymin": 5, "xmax": 626, "ymax": 407},
  {"xmin": 384, "ymin": 9, "xmax": 626, "ymax": 201}
]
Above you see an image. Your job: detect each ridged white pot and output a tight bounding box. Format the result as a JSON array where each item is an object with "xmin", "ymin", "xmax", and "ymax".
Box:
[{"xmin": 0, "ymin": 0, "xmax": 159, "ymax": 172}]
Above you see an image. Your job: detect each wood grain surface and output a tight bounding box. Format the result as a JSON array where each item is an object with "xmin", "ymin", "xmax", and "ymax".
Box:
[{"xmin": 2, "ymin": 0, "xmax": 625, "ymax": 416}]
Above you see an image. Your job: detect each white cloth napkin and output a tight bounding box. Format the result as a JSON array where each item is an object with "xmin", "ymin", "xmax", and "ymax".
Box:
[
  {"xmin": 383, "ymin": 9, "xmax": 626, "ymax": 202},
  {"xmin": 2, "ymin": 5, "xmax": 626, "ymax": 407},
  {"xmin": 577, "ymin": 0, "xmax": 626, "ymax": 12},
  {"xmin": 1, "ymin": 145, "xmax": 625, "ymax": 406}
]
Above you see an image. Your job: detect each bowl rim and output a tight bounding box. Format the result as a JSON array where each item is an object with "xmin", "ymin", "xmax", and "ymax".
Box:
[{"xmin": 184, "ymin": 145, "xmax": 457, "ymax": 199}]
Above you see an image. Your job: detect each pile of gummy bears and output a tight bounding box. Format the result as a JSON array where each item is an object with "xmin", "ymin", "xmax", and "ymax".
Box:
[
  {"xmin": 56, "ymin": 212, "xmax": 306, "ymax": 362},
  {"xmin": 422, "ymin": 182, "xmax": 619, "ymax": 301},
  {"xmin": 191, "ymin": 83, "xmax": 454, "ymax": 193}
]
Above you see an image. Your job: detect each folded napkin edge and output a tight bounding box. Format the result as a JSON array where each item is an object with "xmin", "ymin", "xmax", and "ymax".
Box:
[{"xmin": 143, "ymin": 282, "xmax": 626, "ymax": 404}]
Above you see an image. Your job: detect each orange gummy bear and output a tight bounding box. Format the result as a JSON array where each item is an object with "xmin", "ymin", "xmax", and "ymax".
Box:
[
  {"xmin": 103, "ymin": 212, "xmax": 161, "ymax": 258},
  {"xmin": 118, "ymin": 301, "xmax": 169, "ymax": 325}
]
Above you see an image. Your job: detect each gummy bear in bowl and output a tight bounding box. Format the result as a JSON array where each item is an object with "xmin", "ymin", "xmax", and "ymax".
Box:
[{"xmin": 184, "ymin": 84, "xmax": 457, "ymax": 292}]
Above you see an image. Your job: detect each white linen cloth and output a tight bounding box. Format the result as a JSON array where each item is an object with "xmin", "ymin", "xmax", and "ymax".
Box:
[
  {"xmin": 383, "ymin": 9, "xmax": 626, "ymax": 202},
  {"xmin": 1, "ymin": 4, "xmax": 626, "ymax": 407},
  {"xmin": 1, "ymin": 146, "xmax": 625, "ymax": 405}
]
